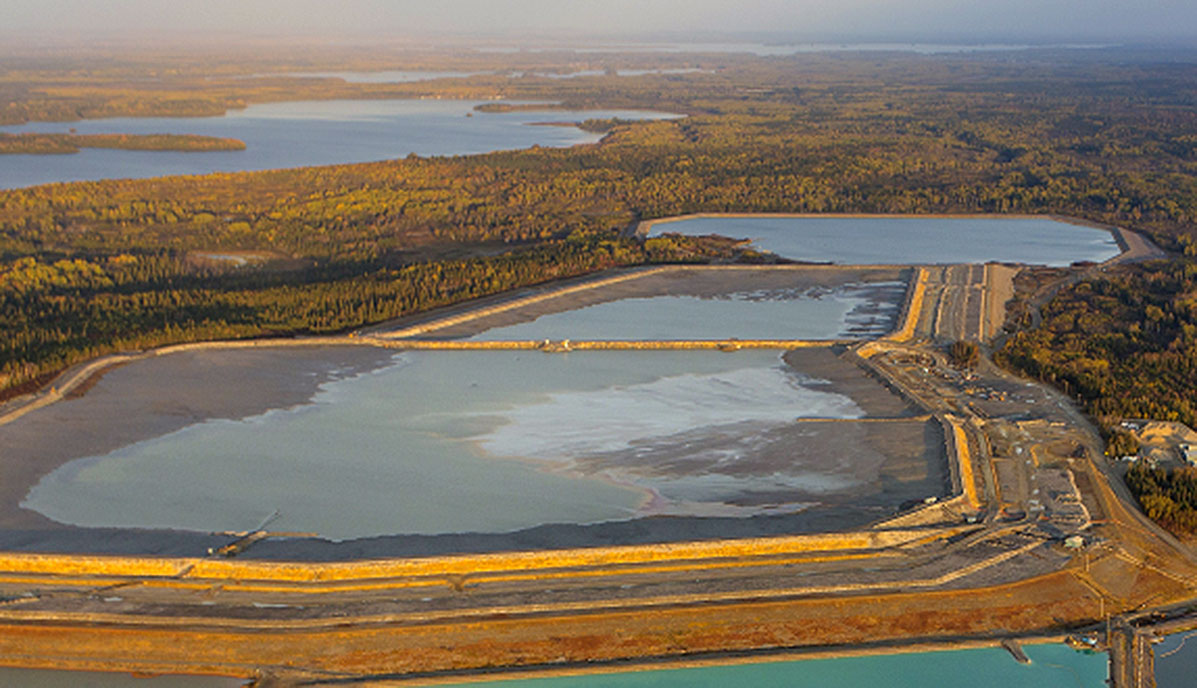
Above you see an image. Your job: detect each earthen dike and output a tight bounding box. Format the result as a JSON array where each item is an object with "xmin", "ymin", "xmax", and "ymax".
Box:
[{"xmin": 0, "ymin": 216, "xmax": 1191, "ymax": 687}]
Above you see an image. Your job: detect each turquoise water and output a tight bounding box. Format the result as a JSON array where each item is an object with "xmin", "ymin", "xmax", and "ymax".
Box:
[
  {"xmin": 0, "ymin": 100, "xmax": 679, "ymax": 189},
  {"xmin": 23, "ymin": 350, "xmax": 866, "ymax": 540},
  {"xmin": 467, "ymin": 285, "xmax": 902, "ymax": 341},
  {"xmin": 648, "ymin": 216, "xmax": 1119, "ymax": 266},
  {"xmin": 1154, "ymin": 630, "xmax": 1197, "ymax": 687},
  {"xmin": 465, "ymin": 644, "xmax": 1106, "ymax": 688},
  {"xmin": 0, "ymin": 645, "xmax": 1104, "ymax": 687},
  {"xmin": 0, "ymin": 668, "xmax": 243, "ymax": 687}
]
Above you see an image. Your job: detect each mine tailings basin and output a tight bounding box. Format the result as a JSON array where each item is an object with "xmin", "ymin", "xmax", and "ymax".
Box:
[
  {"xmin": 0, "ymin": 215, "xmax": 1153, "ymax": 687},
  {"xmin": 0, "ymin": 217, "xmax": 1118, "ymax": 548}
]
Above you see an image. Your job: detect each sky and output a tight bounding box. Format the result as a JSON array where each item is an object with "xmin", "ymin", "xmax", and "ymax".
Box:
[{"xmin": 4, "ymin": 0, "xmax": 1196, "ymax": 45}]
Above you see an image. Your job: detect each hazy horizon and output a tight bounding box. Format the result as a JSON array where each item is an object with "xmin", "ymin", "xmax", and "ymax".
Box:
[{"xmin": 4, "ymin": 0, "xmax": 1196, "ymax": 47}]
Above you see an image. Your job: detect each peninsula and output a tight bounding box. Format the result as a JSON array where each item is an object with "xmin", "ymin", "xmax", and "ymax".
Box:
[{"xmin": 0, "ymin": 132, "xmax": 247, "ymax": 155}]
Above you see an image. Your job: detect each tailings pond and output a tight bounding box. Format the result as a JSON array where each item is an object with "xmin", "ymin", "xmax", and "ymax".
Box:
[
  {"xmin": 2, "ymin": 269, "xmax": 940, "ymax": 546},
  {"xmin": 0, "ymin": 99, "xmax": 679, "ymax": 189},
  {"xmin": 15, "ymin": 347, "xmax": 938, "ymax": 542},
  {"xmin": 646, "ymin": 215, "xmax": 1119, "ymax": 266}
]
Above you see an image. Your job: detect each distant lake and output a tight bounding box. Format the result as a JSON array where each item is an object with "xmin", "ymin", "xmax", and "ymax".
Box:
[
  {"xmin": 0, "ymin": 100, "xmax": 680, "ymax": 189},
  {"xmin": 512, "ymin": 68, "xmax": 709, "ymax": 78},
  {"xmin": 480, "ymin": 42, "xmax": 1115, "ymax": 56},
  {"xmin": 647, "ymin": 216, "xmax": 1120, "ymax": 266},
  {"xmin": 248, "ymin": 69, "xmax": 708, "ymax": 82},
  {"xmin": 238, "ymin": 70, "xmax": 487, "ymax": 82}
]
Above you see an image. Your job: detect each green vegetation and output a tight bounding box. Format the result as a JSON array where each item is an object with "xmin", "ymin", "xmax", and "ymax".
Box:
[
  {"xmin": 1126, "ymin": 463, "xmax": 1197, "ymax": 536},
  {"xmin": 0, "ymin": 133, "xmax": 246, "ymax": 155}
]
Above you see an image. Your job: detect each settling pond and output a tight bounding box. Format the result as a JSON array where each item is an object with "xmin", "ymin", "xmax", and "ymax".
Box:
[
  {"xmin": 5, "ymin": 272, "xmax": 939, "ymax": 542},
  {"xmin": 647, "ymin": 215, "xmax": 1119, "ymax": 266},
  {"xmin": 0, "ymin": 99, "xmax": 679, "ymax": 189}
]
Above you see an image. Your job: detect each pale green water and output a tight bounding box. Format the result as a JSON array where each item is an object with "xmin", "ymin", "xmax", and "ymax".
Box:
[
  {"xmin": 24, "ymin": 350, "xmax": 864, "ymax": 540},
  {"xmin": 468, "ymin": 285, "xmax": 902, "ymax": 341},
  {"xmin": 649, "ymin": 216, "xmax": 1120, "ymax": 266},
  {"xmin": 464, "ymin": 645, "xmax": 1106, "ymax": 687}
]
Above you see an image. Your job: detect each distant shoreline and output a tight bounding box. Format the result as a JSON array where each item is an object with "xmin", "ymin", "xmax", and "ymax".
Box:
[{"xmin": 0, "ymin": 132, "xmax": 246, "ymax": 155}]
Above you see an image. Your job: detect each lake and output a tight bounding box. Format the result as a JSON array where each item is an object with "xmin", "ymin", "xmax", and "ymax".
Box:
[
  {"xmin": 239, "ymin": 69, "xmax": 486, "ymax": 82},
  {"xmin": 0, "ymin": 100, "xmax": 680, "ymax": 189},
  {"xmin": 251, "ymin": 69, "xmax": 708, "ymax": 81},
  {"xmin": 480, "ymin": 42, "xmax": 1114, "ymax": 56},
  {"xmin": 647, "ymin": 216, "xmax": 1120, "ymax": 266},
  {"xmin": 464, "ymin": 643, "xmax": 1107, "ymax": 688}
]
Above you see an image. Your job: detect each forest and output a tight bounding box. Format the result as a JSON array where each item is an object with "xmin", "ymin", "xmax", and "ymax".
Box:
[
  {"xmin": 2, "ymin": 47, "xmax": 1197, "ymax": 500},
  {"xmin": 1126, "ymin": 462, "xmax": 1197, "ymax": 537},
  {"xmin": 0, "ymin": 133, "xmax": 246, "ymax": 155}
]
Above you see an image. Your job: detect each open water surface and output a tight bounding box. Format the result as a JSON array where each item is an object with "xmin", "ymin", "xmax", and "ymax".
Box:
[
  {"xmin": 0, "ymin": 99, "xmax": 679, "ymax": 189},
  {"xmin": 647, "ymin": 216, "xmax": 1120, "ymax": 266},
  {"xmin": 249, "ymin": 69, "xmax": 708, "ymax": 81},
  {"xmin": 22, "ymin": 350, "xmax": 871, "ymax": 540},
  {"xmin": 241, "ymin": 69, "xmax": 486, "ymax": 82},
  {"xmin": 464, "ymin": 644, "xmax": 1106, "ymax": 687},
  {"xmin": 1153, "ymin": 630, "xmax": 1197, "ymax": 687},
  {"xmin": 0, "ymin": 644, "xmax": 1104, "ymax": 687},
  {"xmin": 466, "ymin": 283, "xmax": 903, "ymax": 341},
  {"xmin": 479, "ymin": 41, "xmax": 1114, "ymax": 56}
]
